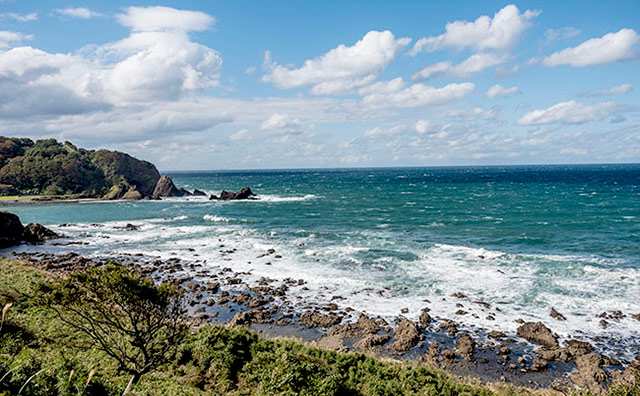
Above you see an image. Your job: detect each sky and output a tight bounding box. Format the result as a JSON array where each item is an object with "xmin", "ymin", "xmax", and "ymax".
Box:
[{"xmin": 0, "ymin": 1, "xmax": 639, "ymax": 170}]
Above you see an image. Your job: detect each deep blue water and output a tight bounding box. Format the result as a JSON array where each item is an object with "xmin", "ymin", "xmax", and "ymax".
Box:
[{"xmin": 5, "ymin": 164, "xmax": 640, "ymax": 356}]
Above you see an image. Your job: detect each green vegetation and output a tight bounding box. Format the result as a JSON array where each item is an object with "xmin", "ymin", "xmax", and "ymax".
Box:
[
  {"xmin": 0, "ymin": 137, "xmax": 160, "ymax": 198},
  {"xmin": 0, "ymin": 258, "xmax": 638, "ymax": 396}
]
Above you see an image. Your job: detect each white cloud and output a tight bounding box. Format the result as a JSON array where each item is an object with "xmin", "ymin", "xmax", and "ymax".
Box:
[
  {"xmin": 56, "ymin": 8, "xmax": 103, "ymax": 19},
  {"xmin": 446, "ymin": 107, "xmax": 499, "ymax": 121},
  {"xmin": 0, "ymin": 30, "xmax": 32, "ymax": 48},
  {"xmin": 263, "ymin": 30, "xmax": 410, "ymax": 95},
  {"xmin": 412, "ymin": 52, "xmax": 506, "ymax": 81},
  {"xmin": 362, "ymin": 82, "xmax": 474, "ymax": 110},
  {"xmin": 544, "ymin": 27, "xmax": 580, "ymax": 42},
  {"xmin": 229, "ymin": 129, "xmax": 252, "ymax": 141},
  {"xmin": 414, "ymin": 119, "xmax": 434, "ymax": 134},
  {"xmin": 517, "ymin": 100, "xmax": 620, "ymax": 125},
  {"xmin": 0, "ymin": 12, "xmax": 37, "ymax": 22},
  {"xmin": 260, "ymin": 113, "xmax": 309, "ymax": 136},
  {"xmin": 116, "ymin": 6, "xmax": 215, "ymax": 32},
  {"xmin": 578, "ymin": 83, "xmax": 633, "ymax": 97},
  {"xmin": 486, "ymin": 84, "xmax": 519, "ymax": 98},
  {"xmin": 542, "ymin": 28, "xmax": 640, "ymax": 67},
  {"xmin": 357, "ymin": 77, "xmax": 405, "ymax": 95},
  {"xmin": 410, "ymin": 5, "xmax": 539, "ymax": 55}
]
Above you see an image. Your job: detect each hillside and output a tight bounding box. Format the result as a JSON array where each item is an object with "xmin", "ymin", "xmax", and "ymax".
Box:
[{"xmin": 0, "ymin": 137, "xmax": 161, "ymax": 199}]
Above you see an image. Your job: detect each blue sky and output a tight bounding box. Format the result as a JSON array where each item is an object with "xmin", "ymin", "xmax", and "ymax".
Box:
[{"xmin": 0, "ymin": 1, "xmax": 639, "ymax": 170}]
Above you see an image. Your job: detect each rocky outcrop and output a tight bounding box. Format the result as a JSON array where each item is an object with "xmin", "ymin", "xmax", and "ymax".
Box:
[
  {"xmin": 456, "ymin": 332, "xmax": 475, "ymax": 361},
  {"xmin": 570, "ymin": 353, "xmax": 608, "ymax": 394},
  {"xmin": 0, "ymin": 211, "xmax": 24, "ymax": 248},
  {"xmin": 389, "ymin": 319, "xmax": 422, "ymax": 353},
  {"xmin": 0, "ymin": 212, "xmax": 61, "ymax": 248},
  {"xmin": 299, "ymin": 311, "xmax": 341, "ymax": 328},
  {"xmin": 92, "ymin": 150, "xmax": 160, "ymax": 196},
  {"xmin": 516, "ymin": 321, "xmax": 558, "ymax": 348},
  {"xmin": 210, "ymin": 187, "xmax": 257, "ymax": 201},
  {"xmin": 121, "ymin": 187, "xmax": 144, "ymax": 200},
  {"xmin": 22, "ymin": 223, "xmax": 61, "ymax": 243},
  {"xmin": 152, "ymin": 176, "xmax": 185, "ymax": 199},
  {"xmin": 193, "ymin": 189, "xmax": 207, "ymax": 197}
]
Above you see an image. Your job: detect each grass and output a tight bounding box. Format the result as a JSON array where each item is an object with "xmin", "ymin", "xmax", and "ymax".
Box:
[
  {"xmin": 0, "ymin": 196, "xmax": 39, "ymax": 201},
  {"xmin": 0, "ymin": 257, "xmax": 637, "ymax": 396}
]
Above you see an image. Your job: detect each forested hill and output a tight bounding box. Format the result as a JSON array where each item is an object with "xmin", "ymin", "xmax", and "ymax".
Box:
[{"xmin": 0, "ymin": 136, "xmax": 161, "ymax": 199}]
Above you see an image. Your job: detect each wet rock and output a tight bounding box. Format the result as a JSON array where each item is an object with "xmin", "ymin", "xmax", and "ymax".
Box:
[
  {"xmin": 631, "ymin": 313, "xmax": 640, "ymax": 322},
  {"xmin": 299, "ymin": 311, "xmax": 341, "ymax": 328},
  {"xmin": 353, "ymin": 334, "xmax": 391, "ymax": 351},
  {"xmin": 570, "ymin": 353, "xmax": 608, "ymax": 394},
  {"xmin": 211, "ymin": 187, "xmax": 257, "ymax": 201},
  {"xmin": 192, "ymin": 189, "xmax": 207, "ymax": 197},
  {"xmin": 535, "ymin": 347, "xmax": 572, "ymax": 362},
  {"xmin": 419, "ymin": 308, "xmax": 432, "ymax": 328},
  {"xmin": 22, "ymin": 223, "xmax": 61, "ymax": 243},
  {"xmin": 565, "ymin": 339, "xmax": 593, "ymax": 358},
  {"xmin": 451, "ymin": 292, "xmax": 467, "ymax": 299},
  {"xmin": 441, "ymin": 349, "xmax": 456, "ymax": 360},
  {"xmin": 228, "ymin": 308, "xmax": 273, "ymax": 327},
  {"xmin": 152, "ymin": 175, "xmax": 185, "ymax": 198},
  {"xmin": 389, "ymin": 319, "xmax": 422, "ymax": 353},
  {"xmin": 516, "ymin": 322, "xmax": 559, "ymax": 348},
  {"xmin": 550, "ymin": 307, "xmax": 567, "ymax": 321},
  {"xmin": 439, "ymin": 320, "xmax": 458, "ymax": 336},
  {"xmin": 530, "ymin": 358, "xmax": 548, "ymax": 372},
  {"xmin": 488, "ymin": 330, "xmax": 506, "ymax": 340},
  {"xmin": 456, "ymin": 332, "xmax": 475, "ymax": 361}
]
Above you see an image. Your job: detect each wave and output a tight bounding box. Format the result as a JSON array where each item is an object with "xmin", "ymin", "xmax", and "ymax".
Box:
[{"xmin": 203, "ymin": 215, "xmax": 232, "ymax": 222}]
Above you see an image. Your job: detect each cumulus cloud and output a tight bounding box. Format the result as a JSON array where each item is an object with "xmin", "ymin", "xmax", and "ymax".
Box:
[
  {"xmin": 116, "ymin": 6, "xmax": 214, "ymax": 32},
  {"xmin": 516, "ymin": 100, "xmax": 622, "ymax": 125},
  {"xmin": 0, "ymin": 30, "xmax": 32, "ymax": 48},
  {"xmin": 362, "ymin": 82, "xmax": 474, "ymax": 110},
  {"xmin": 445, "ymin": 107, "xmax": 500, "ymax": 121},
  {"xmin": 486, "ymin": 84, "xmax": 519, "ymax": 98},
  {"xmin": 410, "ymin": 5, "xmax": 539, "ymax": 55},
  {"xmin": 357, "ymin": 77, "xmax": 405, "ymax": 95},
  {"xmin": 0, "ymin": 12, "xmax": 37, "ymax": 22},
  {"xmin": 412, "ymin": 52, "xmax": 506, "ymax": 81},
  {"xmin": 542, "ymin": 28, "xmax": 639, "ymax": 67},
  {"xmin": 56, "ymin": 7, "xmax": 103, "ymax": 19},
  {"xmin": 262, "ymin": 30, "xmax": 410, "ymax": 95}
]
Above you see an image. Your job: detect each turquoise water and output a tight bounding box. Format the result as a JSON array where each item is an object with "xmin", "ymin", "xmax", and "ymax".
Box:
[{"xmin": 5, "ymin": 164, "xmax": 640, "ymax": 356}]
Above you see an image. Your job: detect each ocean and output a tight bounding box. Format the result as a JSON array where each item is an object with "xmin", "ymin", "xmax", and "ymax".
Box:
[{"xmin": 5, "ymin": 164, "xmax": 640, "ymax": 358}]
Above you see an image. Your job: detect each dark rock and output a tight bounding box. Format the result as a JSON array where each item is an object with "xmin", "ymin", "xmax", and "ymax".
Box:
[
  {"xmin": 530, "ymin": 358, "xmax": 548, "ymax": 372},
  {"xmin": 353, "ymin": 334, "xmax": 390, "ymax": 351},
  {"xmin": 419, "ymin": 308, "xmax": 432, "ymax": 328},
  {"xmin": 389, "ymin": 319, "xmax": 422, "ymax": 353},
  {"xmin": 488, "ymin": 330, "xmax": 506, "ymax": 340},
  {"xmin": 193, "ymin": 189, "xmax": 207, "ymax": 197},
  {"xmin": 22, "ymin": 223, "xmax": 61, "ymax": 243},
  {"xmin": 152, "ymin": 176, "xmax": 185, "ymax": 198},
  {"xmin": 456, "ymin": 332, "xmax": 475, "ymax": 361},
  {"xmin": 516, "ymin": 321, "xmax": 558, "ymax": 348},
  {"xmin": 299, "ymin": 311, "xmax": 341, "ymax": 328},
  {"xmin": 440, "ymin": 320, "xmax": 458, "ymax": 336},
  {"xmin": 0, "ymin": 211, "xmax": 24, "ymax": 248},
  {"xmin": 550, "ymin": 307, "xmax": 567, "ymax": 321},
  {"xmin": 211, "ymin": 187, "xmax": 257, "ymax": 201}
]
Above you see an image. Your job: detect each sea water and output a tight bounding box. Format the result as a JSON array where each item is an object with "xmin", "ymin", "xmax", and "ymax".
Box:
[{"xmin": 5, "ymin": 164, "xmax": 640, "ymax": 358}]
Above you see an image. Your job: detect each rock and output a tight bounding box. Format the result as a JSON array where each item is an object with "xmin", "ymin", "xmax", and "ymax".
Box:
[
  {"xmin": 353, "ymin": 334, "xmax": 390, "ymax": 351},
  {"xmin": 211, "ymin": 187, "xmax": 257, "ymax": 201},
  {"xmin": 314, "ymin": 335, "xmax": 348, "ymax": 352},
  {"xmin": 517, "ymin": 322, "xmax": 559, "ymax": 348},
  {"xmin": 193, "ymin": 189, "xmax": 207, "ymax": 197},
  {"xmin": 22, "ymin": 223, "xmax": 61, "ymax": 243},
  {"xmin": 488, "ymin": 330, "xmax": 506, "ymax": 340},
  {"xmin": 534, "ymin": 347, "xmax": 572, "ymax": 362},
  {"xmin": 565, "ymin": 340, "xmax": 593, "ymax": 358},
  {"xmin": 570, "ymin": 353, "xmax": 608, "ymax": 394},
  {"xmin": 440, "ymin": 320, "xmax": 458, "ymax": 336},
  {"xmin": 456, "ymin": 332, "xmax": 475, "ymax": 361},
  {"xmin": 451, "ymin": 292, "xmax": 467, "ymax": 299},
  {"xmin": 419, "ymin": 308, "xmax": 432, "ymax": 328},
  {"xmin": 103, "ymin": 183, "xmax": 127, "ymax": 200},
  {"xmin": 299, "ymin": 312, "xmax": 341, "ymax": 328},
  {"xmin": 228, "ymin": 308, "xmax": 273, "ymax": 327},
  {"xmin": 550, "ymin": 307, "xmax": 567, "ymax": 321},
  {"xmin": 121, "ymin": 187, "xmax": 143, "ymax": 200},
  {"xmin": 0, "ymin": 211, "xmax": 24, "ymax": 247},
  {"xmin": 389, "ymin": 319, "xmax": 422, "ymax": 353},
  {"xmin": 530, "ymin": 358, "xmax": 548, "ymax": 372},
  {"xmin": 152, "ymin": 176, "xmax": 185, "ymax": 198}
]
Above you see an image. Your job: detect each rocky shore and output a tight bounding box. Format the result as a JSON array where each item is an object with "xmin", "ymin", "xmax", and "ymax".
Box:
[{"xmin": 3, "ymin": 232, "xmax": 638, "ymax": 394}]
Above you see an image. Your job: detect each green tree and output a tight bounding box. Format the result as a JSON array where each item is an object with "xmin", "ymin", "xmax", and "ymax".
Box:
[{"xmin": 36, "ymin": 263, "xmax": 187, "ymax": 389}]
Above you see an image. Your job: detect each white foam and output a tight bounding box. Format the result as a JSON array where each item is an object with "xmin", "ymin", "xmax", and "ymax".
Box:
[{"xmin": 203, "ymin": 215, "xmax": 232, "ymax": 222}]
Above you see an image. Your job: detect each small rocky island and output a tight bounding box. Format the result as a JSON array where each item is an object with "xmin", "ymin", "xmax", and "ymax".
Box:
[
  {"xmin": 0, "ymin": 211, "xmax": 61, "ymax": 248},
  {"xmin": 210, "ymin": 186, "xmax": 258, "ymax": 201}
]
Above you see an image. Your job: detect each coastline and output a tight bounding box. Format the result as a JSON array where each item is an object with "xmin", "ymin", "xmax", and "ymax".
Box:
[{"xmin": 3, "ymin": 242, "xmax": 638, "ymax": 394}]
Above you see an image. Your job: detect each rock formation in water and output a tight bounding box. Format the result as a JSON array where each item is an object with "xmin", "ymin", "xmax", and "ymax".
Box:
[
  {"xmin": 209, "ymin": 187, "xmax": 257, "ymax": 201},
  {"xmin": 0, "ymin": 211, "xmax": 61, "ymax": 248}
]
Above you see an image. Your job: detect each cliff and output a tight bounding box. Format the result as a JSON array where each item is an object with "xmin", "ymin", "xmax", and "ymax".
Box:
[{"xmin": 0, "ymin": 136, "xmax": 161, "ymax": 199}]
